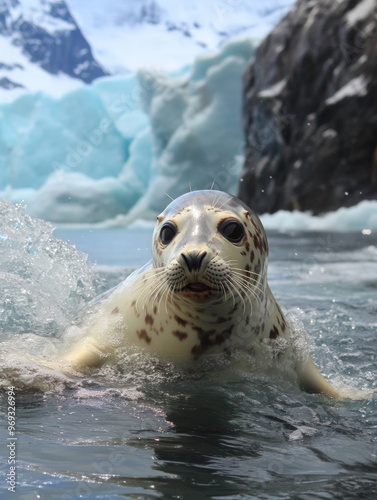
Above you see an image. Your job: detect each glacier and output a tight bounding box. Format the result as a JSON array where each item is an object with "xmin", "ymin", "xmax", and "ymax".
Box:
[{"xmin": 0, "ymin": 38, "xmax": 253, "ymax": 224}]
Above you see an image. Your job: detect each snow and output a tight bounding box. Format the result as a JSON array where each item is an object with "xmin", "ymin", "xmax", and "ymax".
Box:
[
  {"xmin": 325, "ymin": 76, "xmax": 369, "ymax": 105},
  {"xmin": 10, "ymin": 0, "xmax": 76, "ymax": 34},
  {"xmin": 65, "ymin": 0, "xmax": 295, "ymax": 74},
  {"xmin": 0, "ymin": 37, "xmax": 84, "ymax": 102},
  {"xmin": 258, "ymin": 79, "xmax": 286, "ymax": 98},
  {"xmin": 0, "ymin": 38, "xmax": 253, "ymax": 224},
  {"xmin": 260, "ymin": 200, "xmax": 377, "ymax": 233},
  {"xmin": 346, "ymin": 0, "xmax": 376, "ymax": 27}
]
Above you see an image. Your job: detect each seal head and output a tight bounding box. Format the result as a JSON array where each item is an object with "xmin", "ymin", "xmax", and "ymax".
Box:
[{"xmin": 152, "ymin": 190, "xmax": 268, "ymax": 310}]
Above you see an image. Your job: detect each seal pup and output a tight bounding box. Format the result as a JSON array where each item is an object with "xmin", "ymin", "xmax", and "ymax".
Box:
[{"xmin": 60, "ymin": 190, "xmax": 341, "ymax": 398}]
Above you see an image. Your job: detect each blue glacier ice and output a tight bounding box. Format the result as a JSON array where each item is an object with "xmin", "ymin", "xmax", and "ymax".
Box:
[{"xmin": 0, "ymin": 38, "xmax": 253, "ymax": 224}]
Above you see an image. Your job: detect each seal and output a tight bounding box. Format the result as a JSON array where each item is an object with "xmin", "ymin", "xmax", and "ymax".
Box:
[{"xmin": 60, "ymin": 190, "xmax": 341, "ymax": 398}]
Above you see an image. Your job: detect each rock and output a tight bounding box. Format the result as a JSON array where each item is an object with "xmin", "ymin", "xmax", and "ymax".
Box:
[{"xmin": 239, "ymin": 0, "xmax": 377, "ymax": 214}]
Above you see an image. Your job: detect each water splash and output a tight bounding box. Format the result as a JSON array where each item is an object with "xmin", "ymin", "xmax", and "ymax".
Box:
[
  {"xmin": 0, "ymin": 199, "xmax": 101, "ymax": 390},
  {"xmin": 0, "ymin": 199, "xmax": 100, "ymax": 337}
]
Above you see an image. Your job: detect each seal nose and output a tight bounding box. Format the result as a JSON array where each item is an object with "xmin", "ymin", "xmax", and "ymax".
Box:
[{"xmin": 181, "ymin": 250, "xmax": 207, "ymax": 273}]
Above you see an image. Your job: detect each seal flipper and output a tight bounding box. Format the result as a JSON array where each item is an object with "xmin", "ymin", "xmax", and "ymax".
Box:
[
  {"xmin": 296, "ymin": 355, "xmax": 341, "ymax": 399},
  {"xmin": 63, "ymin": 336, "xmax": 109, "ymax": 371}
]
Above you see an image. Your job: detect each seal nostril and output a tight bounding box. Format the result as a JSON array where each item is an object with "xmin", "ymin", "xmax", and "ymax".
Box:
[
  {"xmin": 181, "ymin": 253, "xmax": 194, "ymax": 272},
  {"xmin": 197, "ymin": 251, "xmax": 207, "ymax": 270},
  {"xmin": 182, "ymin": 250, "xmax": 207, "ymax": 272}
]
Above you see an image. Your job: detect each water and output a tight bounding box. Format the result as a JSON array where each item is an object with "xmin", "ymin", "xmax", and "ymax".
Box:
[{"xmin": 1, "ymin": 201, "xmax": 376, "ymax": 499}]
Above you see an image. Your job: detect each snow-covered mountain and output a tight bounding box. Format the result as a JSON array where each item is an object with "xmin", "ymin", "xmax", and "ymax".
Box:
[
  {"xmin": 0, "ymin": 0, "xmax": 294, "ymax": 100},
  {"xmin": 66, "ymin": 0, "xmax": 295, "ymax": 74},
  {"xmin": 0, "ymin": 0, "xmax": 108, "ymax": 98}
]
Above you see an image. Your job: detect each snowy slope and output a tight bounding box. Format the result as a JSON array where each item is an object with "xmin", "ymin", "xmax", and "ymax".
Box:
[
  {"xmin": 0, "ymin": 0, "xmax": 107, "ymax": 100},
  {"xmin": 66, "ymin": 0, "xmax": 295, "ymax": 73}
]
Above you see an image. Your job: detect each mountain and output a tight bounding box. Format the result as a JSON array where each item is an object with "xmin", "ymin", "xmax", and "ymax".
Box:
[
  {"xmin": 0, "ymin": 0, "xmax": 295, "ymax": 100},
  {"xmin": 0, "ymin": 0, "xmax": 108, "ymax": 98},
  {"xmin": 67, "ymin": 0, "xmax": 295, "ymax": 74}
]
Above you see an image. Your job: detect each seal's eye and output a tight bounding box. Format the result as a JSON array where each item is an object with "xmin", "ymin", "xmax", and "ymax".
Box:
[
  {"xmin": 218, "ymin": 219, "xmax": 244, "ymax": 243},
  {"xmin": 160, "ymin": 222, "xmax": 177, "ymax": 245}
]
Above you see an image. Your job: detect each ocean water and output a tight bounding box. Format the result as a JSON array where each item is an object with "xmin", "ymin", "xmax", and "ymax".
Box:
[{"xmin": 0, "ymin": 203, "xmax": 376, "ymax": 499}]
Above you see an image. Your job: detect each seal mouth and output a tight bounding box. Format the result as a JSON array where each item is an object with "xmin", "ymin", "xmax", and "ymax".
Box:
[
  {"xmin": 185, "ymin": 282, "xmax": 211, "ymax": 292},
  {"xmin": 180, "ymin": 282, "xmax": 214, "ymax": 299}
]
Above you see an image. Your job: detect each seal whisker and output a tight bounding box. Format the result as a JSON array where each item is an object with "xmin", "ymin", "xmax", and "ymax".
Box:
[
  {"xmin": 226, "ymin": 269, "xmax": 266, "ymax": 299},
  {"xmin": 164, "ymin": 192, "xmax": 184, "ymax": 211},
  {"xmin": 229, "ymin": 264, "xmax": 263, "ymax": 278},
  {"xmin": 217, "ymin": 195, "xmax": 234, "ymax": 211},
  {"xmin": 164, "ymin": 279, "xmax": 176, "ymax": 314},
  {"xmin": 219, "ymin": 279, "xmax": 234, "ymax": 307},
  {"xmin": 223, "ymin": 258, "xmax": 263, "ymax": 279},
  {"xmin": 229, "ymin": 270, "xmax": 265, "ymax": 291},
  {"xmin": 233, "ymin": 267, "xmax": 265, "ymax": 282},
  {"xmin": 212, "ymin": 192, "xmax": 228, "ymax": 210},
  {"xmin": 147, "ymin": 275, "xmax": 169, "ymax": 312},
  {"xmin": 232, "ymin": 269, "xmax": 263, "ymax": 290},
  {"xmin": 230, "ymin": 274, "xmax": 260, "ymax": 309},
  {"xmin": 231, "ymin": 274, "xmax": 264, "ymax": 306},
  {"xmin": 232, "ymin": 275, "xmax": 255, "ymax": 312},
  {"xmin": 156, "ymin": 278, "xmax": 171, "ymax": 311},
  {"xmin": 131, "ymin": 268, "xmax": 166, "ymax": 289},
  {"xmin": 226, "ymin": 277, "xmax": 249, "ymax": 314},
  {"xmin": 132, "ymin": 269, "xmax": 168, "ymax": 312}
]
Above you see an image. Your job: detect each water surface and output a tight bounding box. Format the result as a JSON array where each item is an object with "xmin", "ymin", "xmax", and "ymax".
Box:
[{"xmin": 0, "ymin": 209, "xmax": 376, "ymax": 499}]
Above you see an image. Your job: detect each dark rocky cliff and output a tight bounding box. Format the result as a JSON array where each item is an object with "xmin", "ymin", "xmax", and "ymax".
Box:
[{"xmin": 239, "ymin": 0, "xmax": 377, "ymax": 214}]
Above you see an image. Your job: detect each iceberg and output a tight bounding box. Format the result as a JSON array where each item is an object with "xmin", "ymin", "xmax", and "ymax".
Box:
[
  {"xmin": 260, "ymin": 200, "xmax": 377, "ymax": 233},
  {"xmin": 0, "ymin": 38, "xmax": 254, "ymax": 224}
]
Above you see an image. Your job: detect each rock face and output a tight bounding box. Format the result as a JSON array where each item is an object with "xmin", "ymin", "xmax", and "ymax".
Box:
[
  {"xmin": 0, "ymin": 0, "xmax": 108, "ymax": 89},
  {"xmin": 239, "ymin": 0, "xmax": 377, "ymax": 214}
]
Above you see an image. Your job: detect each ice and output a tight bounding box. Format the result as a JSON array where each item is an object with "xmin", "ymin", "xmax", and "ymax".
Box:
[
  {"xmin": 0, "ymin": 87, "xmax": 129, "ymax": 189},
  {"xmin": 120, "ymin": 39, "xmax": 253, "ymax": 224},
  {"xmin": 25, "ymin": 172, "xmax": 138, "ymax": 224},
  {"xmin": 0, "ymin": 38, "xmax": 253, "ymax": 224},
  {"xmin": 260, "ymin": 200, "xmax": 377, "ymax": 232}
]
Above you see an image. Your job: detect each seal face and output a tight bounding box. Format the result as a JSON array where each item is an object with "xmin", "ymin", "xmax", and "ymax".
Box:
[
  {"xmin": 61, "ymin": 190, "xmax": 341, "ymax": 398},
  {"xmin": 153, "ymin": 191, "xmax": 267, "ymax": 306}
]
